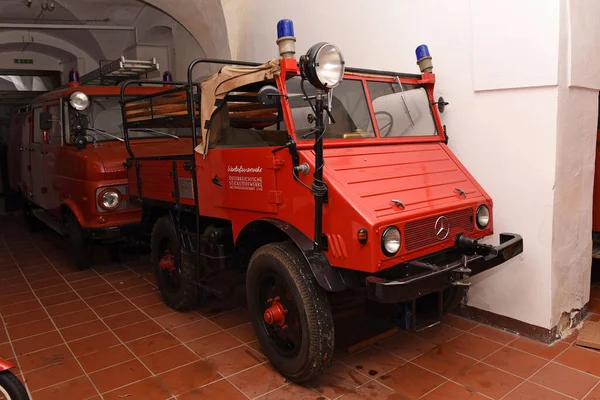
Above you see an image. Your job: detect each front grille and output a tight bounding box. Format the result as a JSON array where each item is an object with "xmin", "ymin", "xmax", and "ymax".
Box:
[{"xmin": 404, "ymin": 208, "xmax": 474, "ymax": 251}]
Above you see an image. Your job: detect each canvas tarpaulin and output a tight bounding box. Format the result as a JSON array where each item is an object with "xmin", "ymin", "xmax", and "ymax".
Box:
[{"xmin": 194, "ymin": 59, "xmax": 281, "ymax": 156}]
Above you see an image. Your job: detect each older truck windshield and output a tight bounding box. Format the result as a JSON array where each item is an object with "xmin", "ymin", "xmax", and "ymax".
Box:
[
  {"xmin": 64, "ymin": 96, "xmax": 189, "ymax": 143},
  {"xmin": 289, "ymin": 76, "xmax": 437, "ymax": 139}
]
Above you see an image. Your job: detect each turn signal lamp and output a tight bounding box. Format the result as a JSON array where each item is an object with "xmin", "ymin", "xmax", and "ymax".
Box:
[
  {"xmin": 357, "ymin": 228, "xmax": 368, "ymax": 244},
  {"xmin": 68, "ymin": 68, "xmax": 81, "ymax": 87}
]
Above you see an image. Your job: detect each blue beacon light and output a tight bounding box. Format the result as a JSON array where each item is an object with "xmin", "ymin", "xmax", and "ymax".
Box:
[
  {"xmin": 162, "ymin": 71, "xmax": 173, "ymax": 82},
  {"xmin": 415, "ymin": 44, "xmax": 433, "ymax": 73},
  {"xmin": 68, "ymin": 68, "xmax": 81, "ymax": 87},
  {"xmin": 277, "ymin": 19, "xmax": 294, "ymax": 39},
  {"xmin": 276, "ymin": 19, "xmax": 296, "ymax": 59}
]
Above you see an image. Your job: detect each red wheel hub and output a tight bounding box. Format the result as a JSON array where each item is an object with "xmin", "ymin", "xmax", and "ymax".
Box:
[
  {"xmin": 263, "ymin": 297, "xmax": 288, "ymax": 328},
  {"xmin": 159, "ymin": 253, "xmax": 176, "ymax": 273}
]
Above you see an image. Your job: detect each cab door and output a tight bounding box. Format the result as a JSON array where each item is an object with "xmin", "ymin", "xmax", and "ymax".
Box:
[
  {"xmin": 19, "ymin": 113, "xmax": 33, "ymax": 199},
  {"xmin": 41, "ymin": 102, "xmax": 62, "ymax": 213},
  {"xmin": 29, "ymin": 107, "xmax": 44, "ymax": 206}
]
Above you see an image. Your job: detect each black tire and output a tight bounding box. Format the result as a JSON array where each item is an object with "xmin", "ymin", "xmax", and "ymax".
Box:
[
  {"xmin": 21, "ymin": 198, "xmax": 43, "ymax": 232},
  {"xmin": 246, "ymin": 242, "xmax": 334, "ymax": 383},
  {"xmin": 0, "ymin": 370, "xmax": 29, "ymax": 400},
  {"xmin": 66, "ymin": 213, "xmax": 92, "ymax": 271},
  {"xmin": 151, "ymin": 216, "xmax": 198, "ymax": 310}
]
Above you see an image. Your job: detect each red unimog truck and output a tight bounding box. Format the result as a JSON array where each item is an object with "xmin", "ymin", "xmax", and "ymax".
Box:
[
  {"xmin": 8, "ymin": 58, "xmax": 191, "ymax": 269},
  {"xmin": 118, "ymin": 20, "xmax": 523, "ymax": 382}
]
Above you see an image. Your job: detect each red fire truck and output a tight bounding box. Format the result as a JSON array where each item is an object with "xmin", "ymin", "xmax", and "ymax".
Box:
[
  {"xmin": 8, "ymin": 58, "xmax": 190, "ymax": 269},
  {"xmin": 118, "ymin": 20, "xmax": 523, "ymax": 381}
]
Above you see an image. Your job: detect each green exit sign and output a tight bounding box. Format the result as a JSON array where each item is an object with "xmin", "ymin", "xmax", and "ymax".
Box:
[{"xmin": 14, "ymin": 58, "xmax": 34, "ymax": 65}]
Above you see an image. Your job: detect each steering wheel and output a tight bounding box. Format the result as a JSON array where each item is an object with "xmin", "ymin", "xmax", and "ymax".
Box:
[{"xmin": 374, "ymin": 111, "xmax": 394, "ymax": 137}]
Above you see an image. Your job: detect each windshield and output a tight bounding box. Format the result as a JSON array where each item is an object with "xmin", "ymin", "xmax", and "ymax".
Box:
[
  {"xmin": 65, "ymin": 96, "xmax": 189, "ymax": 143},
  {"xmin": 367, "ymin": 81, "xmax": 437, "ymax": 137},
  {"xmin": 287, "ymin": 76, "xmax": 375, "ymax": 140}
]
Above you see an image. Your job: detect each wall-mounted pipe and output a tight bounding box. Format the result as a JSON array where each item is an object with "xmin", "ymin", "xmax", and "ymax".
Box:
[{"xmin": 0, "ymin": 23, "xmax": 135, "ymax": 31}]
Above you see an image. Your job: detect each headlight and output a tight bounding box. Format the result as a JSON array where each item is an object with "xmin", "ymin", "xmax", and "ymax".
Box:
[
  {"xmin": 98, "ymin": 188, "xmax": 122, "ymax": 210},
  {"xmin": 476, "ymin": 205, "xmax": 490, "ymax": 229},
  {"xmin": 381, "ymin": 226, "xmax": 401, "ymax": 256},
  {"xmin": 70, "ymin": 91, "xmax": 89, "ymax": 111},
  {"xmin": 300, "ymin": 42, "xmax": 345, "ymax": 90}
]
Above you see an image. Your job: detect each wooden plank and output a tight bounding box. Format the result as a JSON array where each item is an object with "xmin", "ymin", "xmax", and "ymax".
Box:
[
  {"xmin": 124, "ymin": 93, "xmax": 186, "ymax": 111},
  {"xmin": 229, "ymin": 108, "xmax": 277, "ymax": 118},
  {"xmin": 126, "ymin": 103, "xmax": 188, "ymax": 118},
  {"xmin": 575, "ymin": 321, "xmax": 600, "ymax": 350}
]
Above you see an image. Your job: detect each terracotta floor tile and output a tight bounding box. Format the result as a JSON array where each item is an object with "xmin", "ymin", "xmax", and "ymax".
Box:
[
  {"xmin": 562, "ymin": 330, "xmax": 579, "ymax": 345},
  {"xmin": 0, "ymin": 283, "xmax": 30, "ymax": 298},
  {"xmin": 35, "ymin": 283, "xmax": 72, "ymax": 299},
  {"xmin": 187, "ymin": 331, "xmax": 241, "ymax": 358},
  {"xmin": 503, "ymin": 381, "xmax": 571, "ymax": 400},
  {"xmin": 143, "ymin": 303, "xmax": 175, "ymax": 318},
  {"xmin": 126, "ymin": 331, "xmax": 180, "ymax": 357},
  {"xmin": 18, "ymin": 343, "xmax": 73, "ymax": 372},
  {"xmin": 169, "ymin": 319, "xmax": 222, "ymax": 342},
  {"xmin": 154, "ymin": 311, "xmax": 204, "ymax": 330},
  {"xmin": 30, "ymin": 375, "xmax": 98, "ymax": 400},
  {"xmin": 7, "ymin": 318, "xmax": 55, "ymax": 340},
  {"xmin": 339, "ymin": 346, "xmax": 405, "ymax": 378},
  {"xmin": 530, "ymin": 361, "xmax": 599, "ymax": 399},
  {"xmin": 157, "ymin": 360, "xmax": 220, "ymax": 395},
  {"xmin": 103, "ymin": 377, "xmax": 171, "ymax": 400},
  {"xmin": 0, "ymin": 299, "xmax": 42, "ymax": 317},
  {"xmin": 421, "ymin": 381, "xmax": 489, "ymax": 399},
  {"xmin": 103, "ymin": 270, "xmax": 139, "ymax": 282},
  {"xmin": 589, "ymin": 299, "xmax": 600, "ymax": 314},
  {"xmin": 413, "ymin": 344, "xmax": 477, "ymax": 379},
  {"xmin": 39, "ymin": 291, "xmax": 79, "ymax": 307},
  {"xmin": 0, "ymin": 277, "xmax": 27, "ymax": 289},
  {"xmin": 119, "ymin": 283, "xmax": 158, "ymax": 299},
  {"xmin": 316, "ymin": 381, "xmax": 391, "ymax": 400},
  {"xmin": 509, "ymin": 337, "xmax": 570, "ymax": 360},
  {"xmin": 24, "ymin": 355, "xmax": 84, "ymax": 391},
  {"xmin": 376, "ymin": 331, "xmax": 437, "ymax": 360},
  {"xmin": 63, "ymin": 270, "xmax": 98, "ymax": 283},
  {"xmin": 27, "ymin": 271, "xmax": 61, "ymax": 284},
  {"xmin": 470, "ymin": 325, "xmax": 518, "ymax": 345},
  {"xmin": 140, "ymin": 344, "xmax": 199, "ymax": 374},
  {"xmin": 484, "ymin": 346, "xmax": 548, "ymax": 378},
  {"xmin": 77, "ymin": 283, "xmax": 116, "ymax": 299},
  {"xmin": 53, "ymin": 308, "xmax": 98, "ymax": 329},
  {"xmin": 130, "ymin": 292, "xmax": 163, "ymax": 308},
  {"xmin": 591, "ymin": 286, "xmax": 600, "ymax": 300},
  {"xmin": 206, "ymin": 345, "xmax": 265, "ymax": 376},
  {"xmin": 179, "ymin": 379, "xmax": 247, "ymax": 400},
  {"xmin": 586, "ymin": 383, "xmax": 600, "ymax": 399},
  {"xmin": 89, "ymin": 359, "xmax": 151, "ymax": 393},
  {"xmin": 77, "ymin": 344, "xmax": 135, "ymax": 373},
  {"xmin": 61, "ymin": 319, "xmax": 108, "ymax": 342},
  {"xmin": 69, "ymin": 276, "xmax": 106, "ymax": 290},
  {"xmin": 454, "ymin": 363, "xmax": 523, "ymax": 399},
  {"xmin": 413, "ymin": 324, "xmax": 463, "ymax": 345},
  {"xmin": 103, "ymin": 309, "xmax": 150, "ymax": 330},
  {"xmin": 447, "ymin": 332, "xmax": 504, "ymax": 359},
  {"xmin": 0, "ymin": 291, "xmax": 37, "ymax": 307},
  {"xmin": 114, "ymin": 319, "xmax": 163, "ymax": 342},
  {"xmin": 68, "ymin": 331, "xmax": 120, "ymax": 357},
  {"xmin": 0, "ymin": 329, "xmax": 7, "ymax": 345},
  {"xmin": 85, "ymin": 292, "xmax": 126, "ymax": 308},
  {"xmin": 227, "ymin": 322, "xmax": 258, "ymax": 343},
  {"xmin": 45, "ymin": 300, "xmax": 89, "ymax": 318},
  {"xmin": 555, "ymin": 346, "xmax": 600, "ymax": 377},
  {"xmin": 229, "ymin": 363, "xmax": 287, "ymax": 398},
  {"xmin": 0, "ymin": 342, "xmax": 15, "ymax": 360},
  {"xmin": 442, "ymin": 314, "xmax": 480, "ymax": 331},
  {"xmin": 377, "ymin": 362, "xmax": 445, "ymax": 399},
  {"xmin": 93, "ymin": 300, "xmax": 136, "ymax": 318},
  {"xmin": 309, "ymin": 362, "xmax": 370, "ymax": 399},
  {"xmin": 12, "ymin": 330, "xmax": 63, "ymax": 356},
  {"xmin": 209, "ymin": 309, "xmax": 250, "ymax": 329}
]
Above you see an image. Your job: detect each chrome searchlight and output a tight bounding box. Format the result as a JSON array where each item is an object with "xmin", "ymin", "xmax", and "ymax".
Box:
[
  {"xmin": 69, "ymin": 91, "xmax": 89, "ymax": 111},
  {"xmin": 299, "ymin": 42, "xmax": 345, "ymax": 90}
]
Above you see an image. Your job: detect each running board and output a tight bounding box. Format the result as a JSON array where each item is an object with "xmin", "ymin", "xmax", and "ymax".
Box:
[{"xmin": 33, "ymin": 209, "xmax": 65, "ymax": 236}]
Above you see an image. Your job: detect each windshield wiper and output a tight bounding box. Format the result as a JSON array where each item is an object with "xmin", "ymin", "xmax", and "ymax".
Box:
[
  {"xmin": 128, "ymin": 128, "xmax": 180, "ymax": 139},
  {"xmin": 86, "ymin": 127, "xmax": 124, "ymax": 142},
  {"xmin": 395, "ymin": 76, "xmax": 415, "ymax": 127}
]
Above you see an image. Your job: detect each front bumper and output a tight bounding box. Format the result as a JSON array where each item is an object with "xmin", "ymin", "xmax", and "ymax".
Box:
[
  {"xmin": 86, "ymin": 223, "xmax": 140, "ymax": 242},
  {"xmin": 366, "ymin": 233, "xmax": 523, "ymax": 303}
]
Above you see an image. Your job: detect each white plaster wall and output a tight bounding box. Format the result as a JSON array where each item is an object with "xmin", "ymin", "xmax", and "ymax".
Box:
[
  {"xmin": 0, "ymin": 51, "xmax": 61, "ymax": 71},
  {"xmin": 229, "ymin": 0, "xmax": 561, "ymax": 328}
]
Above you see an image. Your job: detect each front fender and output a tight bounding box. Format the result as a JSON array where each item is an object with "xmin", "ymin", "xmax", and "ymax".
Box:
[
  {"xmin": 0, "ymin": 358, "xmax": 14, "ymax": 371},
  {"xmin": 61, "ymin": 199, "xmax": 86, "ymax": 227},
  {"xmin": 236, "ymin": 218, "xmax": 348, "ymax": 292}
]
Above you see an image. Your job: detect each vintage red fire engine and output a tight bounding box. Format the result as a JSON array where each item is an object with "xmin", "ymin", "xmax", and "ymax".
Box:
[
  {"xmin": 8, "ymin": 59, "xmax": 190, "ymax": 269},
  {"xmin": 119, "ymin": 20, "xmax": 523, "ymax": 381}
]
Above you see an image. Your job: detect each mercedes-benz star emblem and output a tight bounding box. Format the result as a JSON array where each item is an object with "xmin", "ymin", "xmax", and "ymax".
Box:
[{"xmin": 434, "ymin": 216, "xmax": 450, "ymax": 240}]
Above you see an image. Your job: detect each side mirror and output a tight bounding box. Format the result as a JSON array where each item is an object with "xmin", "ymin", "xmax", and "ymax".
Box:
[
  {"xmin": 437, "ymin": 97, "xmax": 449, "ymax": 113},
  {"xmin": 258, "ymin": 85, "xmax": 281, "ymax": 106},
  {"xmin": 39, "ymin": 111, "xmax": 53, "ymax": 131}
]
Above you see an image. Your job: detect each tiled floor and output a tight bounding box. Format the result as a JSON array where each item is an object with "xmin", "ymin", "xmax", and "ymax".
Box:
[{"xmin": 1, "ymin": 216, "xmax": 600, "ymax": 399}]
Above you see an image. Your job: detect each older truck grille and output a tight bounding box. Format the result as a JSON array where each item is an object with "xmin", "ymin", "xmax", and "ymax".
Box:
[{"xmin": 404, "ymin": 208, "xmax": 474, "ymax": 251}]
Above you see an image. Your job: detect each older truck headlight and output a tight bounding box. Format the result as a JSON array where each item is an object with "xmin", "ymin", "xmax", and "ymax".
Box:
[
  {"xmin": 476, "ymin": 205, "xmax": 490, "ymax": 229},
  {"xmin": 299, "ymin": 42, "xmax": 345, "ymax": 90},
  {"xmin": 70, "ymin": 91, "xmax": 89, "ymax": 111},
  {"xmin": 381, "ymin": 226, "xmax": 401, "ymax": 256},
  {"xmin": 98, "ymin": 188, "xmax": 122, "ymax": 210}
]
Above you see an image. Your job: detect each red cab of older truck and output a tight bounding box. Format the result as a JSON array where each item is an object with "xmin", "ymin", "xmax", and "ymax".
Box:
[
  {"xmin": 119, "ymin": 20, "xmax": 523, "ymax": 382},
  {"xmin": 8, "ymin": 60, "xmax": 191, "ymax": 269}
]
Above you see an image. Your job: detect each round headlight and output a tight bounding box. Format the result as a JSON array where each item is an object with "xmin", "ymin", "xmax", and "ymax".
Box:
[
  {"xmin": 70, "ymin": 91, "xmax": 89, "ymax": 111},
  {"xmin": 98, "ymin": 189, "xmax": 121, "ymax": 210},
  {"xmin": 300, "ymin": 42, "xmax": 345, "ymax": 90},
  {"xmin": 381, "ymin": 226, "xmax": 401, "ymax": 256},
  {"xmin": 476, "ymin": 205, "xmax": 490, "ymax": 229}
]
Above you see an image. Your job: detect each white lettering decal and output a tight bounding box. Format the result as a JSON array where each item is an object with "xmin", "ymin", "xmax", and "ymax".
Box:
[
  {"xmin": 227, "ymin": 165, "xmax": 263, "ymax": 191},
  {"xmin": 227, "ymin": 165, "xmax": 263, "ymax": 173}
]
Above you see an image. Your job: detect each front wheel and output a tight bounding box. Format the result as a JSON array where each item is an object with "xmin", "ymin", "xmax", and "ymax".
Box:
[
  {"xmin": 246, "ymin": 242, "xmax": 334, "ymax": 383},
  {"xmin": 66, "ymin": 214, "xmax": 92, "ymax": 271},
  {"xmin": 0, "ymin": 370, "xmax": 29, "ymax": 400}
]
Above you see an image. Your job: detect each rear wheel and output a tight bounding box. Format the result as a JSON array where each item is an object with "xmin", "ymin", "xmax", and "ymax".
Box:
[
  {"xmin": 0, "ymin": 370, "xmax": 29, "ymax": 400},
  {"xmin": 246, "ymin": 242, "xmax": 334, "ymax": 383},
  {"xmin": 151, "ymin": 216, "xmax": 198, "ymax": 310},
  {"xmin": 66, "ymin": 213, "xmax": 92, "ymax": 271}
]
